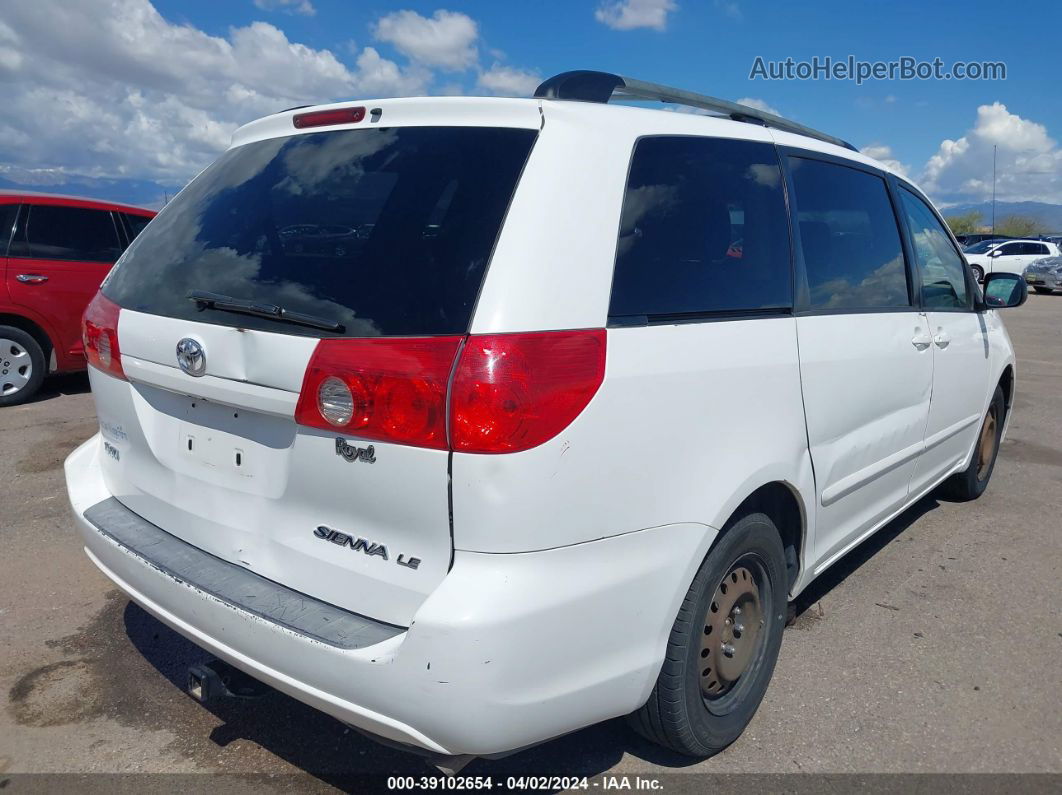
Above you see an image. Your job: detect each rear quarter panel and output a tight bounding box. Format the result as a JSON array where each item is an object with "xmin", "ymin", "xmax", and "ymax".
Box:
[{"xmin": 451, "ymin": 319, "xmax": 815, "ymax": 554}]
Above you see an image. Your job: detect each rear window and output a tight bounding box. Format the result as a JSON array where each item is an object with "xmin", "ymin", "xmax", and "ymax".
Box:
[{"xmin": 103, "ymin": 126, "xmax": 537, "ymax": 337}]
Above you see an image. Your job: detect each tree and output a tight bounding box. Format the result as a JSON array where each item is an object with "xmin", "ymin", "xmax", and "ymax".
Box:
[
  {"xmin": 944, "ymin": 210, "xmax": 983, "ymax": 236},
  {"xmin": 995, "ymin": 215, "xmax": 1048, "ymax": 238}
]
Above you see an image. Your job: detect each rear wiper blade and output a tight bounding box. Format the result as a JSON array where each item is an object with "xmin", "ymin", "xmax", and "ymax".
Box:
[{"xmin": 188, "ymin": 290, "xmax": 345, "ymax": 333}]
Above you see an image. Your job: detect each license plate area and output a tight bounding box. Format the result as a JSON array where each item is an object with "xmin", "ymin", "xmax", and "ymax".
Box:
[{"xmin": 130, "ymin": 384, "xmax": 296, "ymax": 498}]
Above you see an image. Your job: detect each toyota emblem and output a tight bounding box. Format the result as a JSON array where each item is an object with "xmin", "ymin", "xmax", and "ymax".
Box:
[{"xmin": 176, "ymin": 338, "xmax": 206, "ymax": 377}]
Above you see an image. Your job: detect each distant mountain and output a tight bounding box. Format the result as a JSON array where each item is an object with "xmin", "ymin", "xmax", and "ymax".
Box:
[
  {"xmin": 0, "ymin": 169, "xmax": 175, "ymax": 210},
  {"xmin": 940, "ymin": 201, "xmax": 1062, "ymax": 232}
]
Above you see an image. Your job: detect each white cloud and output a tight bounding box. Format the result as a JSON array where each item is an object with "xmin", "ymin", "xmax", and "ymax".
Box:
[
  {"xmin": 860, "ymin": 144, "xmax": 910, "ymax": 178},
  {"xmin": 595, "ymin": 0, "xmax": 677, "ymax": 31},
  {"xmin": 735, "ymin": 97, "xmax": 780, "ymax": 116},
  {"xmin": 373, "ymin": 9, "xmax": 478, "ymax": 70},
  {"xmin": 253, "ymin": 0, "xmax": 316, "ymax": 16},
  {"xmin": 921, "ymin": 102, "xmax": 1061, "ymax": 204},
  {"xmin": 714, "ymin": 0, "xmax": 741, "ymax": 20},
  {"xmin": 0, "ymin": 0, "xmax": 428, "ymax": 185},
  {"xmin": 477, "ymin": 64, "xmax": 541, "ymax": 97}
]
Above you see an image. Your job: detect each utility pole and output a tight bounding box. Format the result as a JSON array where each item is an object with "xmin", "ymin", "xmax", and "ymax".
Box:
[{"xmin": 991, "ymin": 144, "xmax": 996, "ymax": 234}]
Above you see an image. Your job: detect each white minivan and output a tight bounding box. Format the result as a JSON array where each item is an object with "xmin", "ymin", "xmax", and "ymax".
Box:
[{"xmin": 65, "ymin": 71, "xmax": 1027, "ymax": 762}]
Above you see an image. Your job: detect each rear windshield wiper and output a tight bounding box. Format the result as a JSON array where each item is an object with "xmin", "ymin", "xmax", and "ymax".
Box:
[{"xmin": 188, "ymin": 290, "xmax": 345, "ymax": 333}]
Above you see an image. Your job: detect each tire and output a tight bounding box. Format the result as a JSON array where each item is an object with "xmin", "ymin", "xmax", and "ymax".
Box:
[
  {"xmin": 0, "ymin": 326, "xmax": 46, "ymax": 407},
  {"xmin": 629, "ymin": 512, "xmax": 787, "ymax": 757},
  {"xmin": 970, "ymin": 264, "xmax": 984, "ymax": 283},
  {"xmin": 938, "ymin": 385, "xmax": 1005, "ymax": 502},
  {"xmin": 1033, "ymin": 286, "xmax": 1053, "ymax": 295}
]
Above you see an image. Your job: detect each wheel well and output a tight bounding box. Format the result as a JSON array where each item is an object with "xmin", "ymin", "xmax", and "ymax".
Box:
[
  {"xmin": 998, "ymin": 365, "xmax": 1014, "ymax": 419},
  {"xmin": 0, "ymin": 313, "xmax": 54, "ymax": 362},
  {"xmin": 722, "ymin": 482, "xmax": 804, "ymax": 593}
]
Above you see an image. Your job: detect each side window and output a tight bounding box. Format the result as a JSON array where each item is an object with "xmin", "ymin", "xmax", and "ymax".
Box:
[
  {"xmin": 897, "ymin": 188, "xmax": 969, "ymax": 310},
  {"xmin": 11, "ymin": 205, "xmax": 122, "ymax": 262},
  {"xmin": 0, "ymin": 204, "xmax": 17, "ymax": 256},
  {"xmin": 123, "ymin": 213, "xmax": 152, "ymax": 244},
  {"xmin": 997, "ymin": 242, "xmax": 1022, "ymax": 257},
  {"xmin": 788, "ymin": 157, "xmax": 909, "ymax": 310},
  {"xmin": 1025, "ymin": 242, "xmax": 1049, "ymax": 256},
  {"xmin": 608, "ymin": 136, "xmax": 792, "ymax": 319}
]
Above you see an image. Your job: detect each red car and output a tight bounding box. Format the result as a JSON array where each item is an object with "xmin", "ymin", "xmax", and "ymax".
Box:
[{"xmin": 0, "ymin": 191, "xmax": 156, "ymax": 405}]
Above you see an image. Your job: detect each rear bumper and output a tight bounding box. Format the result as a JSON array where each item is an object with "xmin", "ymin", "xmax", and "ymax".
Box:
[{"xmin": 66, "ymin": 433, "xmax": 714, "ymax": 756}]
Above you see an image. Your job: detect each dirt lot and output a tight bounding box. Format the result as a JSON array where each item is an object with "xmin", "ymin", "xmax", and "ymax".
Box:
[{"xmin": 1, "ymin": 296, "xmax": 1060, "ymax": 790}]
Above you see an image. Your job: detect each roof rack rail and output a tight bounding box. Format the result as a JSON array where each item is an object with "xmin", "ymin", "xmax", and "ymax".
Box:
[{"xmin": 533, "ymin": 70, "xmax": 857, "ymax": 152}]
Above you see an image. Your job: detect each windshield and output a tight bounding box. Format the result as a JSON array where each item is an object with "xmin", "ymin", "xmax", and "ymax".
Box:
[
  {"xmin": 963, "ymin": 239, "xmax": 1003, "ymax": 254},
  {"xmin": 103, "ymin": 126, "xmax": 537, "ymax": 337}
]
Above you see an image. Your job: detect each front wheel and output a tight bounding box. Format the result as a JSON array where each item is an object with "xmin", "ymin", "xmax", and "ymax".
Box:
[
  {"xmin": 629, "ymin": 512, "xmax": 787, "ymax": 757},
  {"xmin": 938, "ymin": 385, "xmax": 1005, "ymax": 501},
  {"xmin": 970, "ymin": 264, "xmax": 984, "ymax": 283}
]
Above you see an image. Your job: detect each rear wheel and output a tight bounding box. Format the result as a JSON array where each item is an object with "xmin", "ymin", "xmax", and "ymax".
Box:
[
  {"xmin": 0, "ymin": 326, "xmax": 45, "ymax": 407},
  {"xmin": 629, "ymin": 512, "xmax": 787, "ymax": 757},
  {"xmin": 1033, "ymin": 286, "xmax": 1054, "ymax": 295},
  {"xmin": 970, "ymin": 264, "xmax": 984, "ymax": 283},
  {"xmin": 938, "ymin": 385, "xmax": 1005, "ymax": 501}
]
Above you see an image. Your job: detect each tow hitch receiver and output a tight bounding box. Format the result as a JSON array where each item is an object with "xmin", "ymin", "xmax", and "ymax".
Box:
[{"xmin": 187, "ymin": 659, "xmax": 271, "ymax": 704}]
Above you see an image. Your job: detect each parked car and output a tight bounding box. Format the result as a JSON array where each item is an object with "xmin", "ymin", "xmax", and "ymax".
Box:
[
  {"xmin": 964, "ymin": 238, "xmax": 1060, "ymax": 282},
  {"xmin": 0, "ymin": 191, "xmax": 155, "ymax": 405},
  {"xmin": 1023, "ymin": 255, "xmax": 1062, "ymax": 293},
  {"xmin": 64, "ymin": 71, "xmax": 1026, "ymax": 763}
]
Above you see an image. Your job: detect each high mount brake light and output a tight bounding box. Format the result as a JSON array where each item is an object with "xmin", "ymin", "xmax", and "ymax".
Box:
[
  {"xmin": 450, "ymin": 330, "xmax": 606, "ymax": 454},
  {"xmin": 294, "ymin": 330, "xmax": 606, "ymax": 453},
  {"xmin": 292, "ymin": 107, "xmax": 366, "ymax": 129},
  {"xmin": 82, "ymin": 292, "xmax": 126, "ymax": 380},
  {"xmin": 295, "ymin": 337, "xmax": 462, "ymax": 450}
]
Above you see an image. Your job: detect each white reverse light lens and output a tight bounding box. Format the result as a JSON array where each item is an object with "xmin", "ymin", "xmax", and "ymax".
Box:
[
  {"xmin": 318, "ymin": 376, "xmax": 354, "ymax": 426},
  {"xmin": 97, "ymin": 332, "xmax": 112, "ymax": 367}
]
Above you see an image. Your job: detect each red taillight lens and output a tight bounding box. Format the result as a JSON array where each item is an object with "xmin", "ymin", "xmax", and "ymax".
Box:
[
  {"xmin": 294, "ymin": 337, "xmax": 462, "ymax": 449},
  {"xmin": 293, "ymin": 106, "xmax": 366, "ymax": 129},
  {"xmin": 450, "ymin": 330, "xmax": 606, "ymax": 454},
  {"xmin": 82, "ymin": 292, "xmax": 126, "ymax": 380}
]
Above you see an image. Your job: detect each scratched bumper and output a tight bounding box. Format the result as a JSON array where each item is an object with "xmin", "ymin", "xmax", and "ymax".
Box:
[{"xmin": 66, "ymin": 432, "xmax": 709, "ymax": 756}]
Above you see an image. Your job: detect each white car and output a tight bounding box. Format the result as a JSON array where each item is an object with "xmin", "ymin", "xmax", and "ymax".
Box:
[
  {"xmin": 965, "ymin": 238, "xmax": 1060, "ymax": 282},
  {"xmin": 64, "ymin": 70, "xmax": 1027, "ymax": 762}
]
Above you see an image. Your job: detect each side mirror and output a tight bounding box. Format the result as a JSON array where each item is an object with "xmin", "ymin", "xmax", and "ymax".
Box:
[
  {"xmin": 988, "ymin": 249, "xmax": 1002, "ymax": 258},
  {"xmin": 981, "ymin": 272, "xmax": 1027, "ymax": 309}
]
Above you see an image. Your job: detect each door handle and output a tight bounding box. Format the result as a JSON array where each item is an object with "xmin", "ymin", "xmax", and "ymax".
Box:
[
  {"xmin": 933, "ymin": 329, "xmax": 951, "ymax": 348},
  {"xmin": 912, "ymin": 331, "xmax": 932, "ymax": 350},
  {"xmin": 16, "ymin": 274, "xmax": 48, "ymax": 284}
]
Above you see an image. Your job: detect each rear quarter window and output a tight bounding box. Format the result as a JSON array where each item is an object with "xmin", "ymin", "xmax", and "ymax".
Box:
[
  {"xmin": 122, "ymin": 213, "xmax": 152, "ymax": 242},
  {"xmin": 608, "ymin": 135, "xmax": 792, "ymax": 321},
  {"xmin": 103, "ymin": 126, "xmax": 537, "ymax": 338}
]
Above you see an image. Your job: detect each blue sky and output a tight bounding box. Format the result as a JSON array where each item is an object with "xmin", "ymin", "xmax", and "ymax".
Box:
[{"xmin": 2, "ymin": 0, "xmax": 1059, "ymax": 208}]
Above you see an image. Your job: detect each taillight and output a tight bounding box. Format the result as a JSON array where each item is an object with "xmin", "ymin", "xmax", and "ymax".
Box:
[
  {"xmin": 294, "ymin": 337, "xmax": 462, "ymax": 450},
  {"xmin": 294, "ymin": 330, "xmax": 606, "ymax": 453},
  {"xmin": 82, "ymin": 292, "xmax": 126, "ymax": 380},
  {"xmin": 450, "ymin": 330, "xmax": 606, "ymax": 454},
  {"xmin": 293, "ymin": 106, "xmax": 366, "ymax": 129}
]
